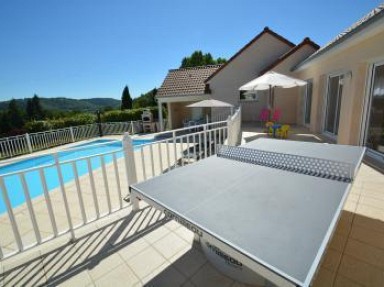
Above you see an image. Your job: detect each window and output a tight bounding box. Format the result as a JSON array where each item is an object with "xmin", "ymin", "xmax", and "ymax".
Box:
[
  {"xmin": 304, "ymin": 80, "xmax": 313, "ymax": 125},
  {"xmin": 324, "ymin": 75, "xmax": 343, "ymax": 135},
  {"xmin": 240, "ymin": 91, "xmax": 259, "ymax": 101},
  {"xmin": 365, "ymin": 63, "xmax": 384, "ymax": 155}
]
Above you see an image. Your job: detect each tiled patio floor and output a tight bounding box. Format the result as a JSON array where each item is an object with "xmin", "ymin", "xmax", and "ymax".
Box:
[{"xmin": 1, "ymin": 125, "xmax": 384, "ymax": 286}]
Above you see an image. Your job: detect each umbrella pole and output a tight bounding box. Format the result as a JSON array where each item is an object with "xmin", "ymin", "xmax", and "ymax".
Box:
[{"xmin": 269, "ymin": 85, "xmax": 272, "ymax": 120}]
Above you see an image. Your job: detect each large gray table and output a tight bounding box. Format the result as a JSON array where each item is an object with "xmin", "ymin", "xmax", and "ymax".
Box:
[{"xmin": 129, "ymin": 138, "xmax": 365, "ymax": 287}]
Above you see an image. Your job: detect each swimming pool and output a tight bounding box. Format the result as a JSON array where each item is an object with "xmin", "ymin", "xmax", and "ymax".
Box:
[{"xmin": 0, "ymin": 138, "xmax": 154, "ymax": 214}]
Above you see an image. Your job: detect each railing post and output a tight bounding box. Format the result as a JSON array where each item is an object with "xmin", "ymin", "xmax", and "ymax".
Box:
[
  {"xmin": 203, "ymin": 124, "xmax": 207, "ymax": 158},
  {"xmin": 25, "ymin": 133, "xmax": 33, "ymax": 153},
  {"xmin": 69, "ymin": 126, "xmax": 75, "ymax": 142},
  {"xmin": 54, "ymin": 154, "xmax": 76, "ymax": 241},
  {"xmin": 130, "ymin": 121, "xmax": 134, "ymax": 135},
  {"xmin": 172, "ymin": 130, "xmax": 177, "ymax": 167},
  {"xmin": 227, "ymin": 115, "xmax": 233, "ymax": 146},
  {"xmin": 158, "ymin": 101, "xmax": 164, "ymax": 131},
  {"xmin": 123, "ymin": 133, "xmax": 138, "ymax": 210}
]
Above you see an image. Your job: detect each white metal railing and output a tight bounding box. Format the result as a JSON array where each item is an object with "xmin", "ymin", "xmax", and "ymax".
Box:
[
  {"xmin": 0, "ymin": 121, "xmax": 144, "ymax": 159},
  {"xmin": 0, "ymin": 134, "xmax": 30, "ymax": 158},
  {"xmin": 0, "ymin": 108, "xmax": 241, "ymax": 260}
]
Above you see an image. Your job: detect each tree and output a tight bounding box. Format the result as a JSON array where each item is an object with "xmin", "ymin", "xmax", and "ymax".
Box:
[
  {"xmin": 8, "ymin": 99, "xmax": 25, "ymax": 129},
  {"xmin": 26, "ymin": 94, "xmax": 44, "ymax": 120},
  {"xmin": 0, "ymin": 112, "xmax": 11, "ymax": 135},
  {"xmin": 132, "ymin": 88, "xmax": 157, "ymax": 109},
  {"xmin": 121, "ymin": 86, "xmax": 132, "ymax": 110},
  {"xmin": 180, "ymin": 50, "xmax": 227, "ymax": 68}
]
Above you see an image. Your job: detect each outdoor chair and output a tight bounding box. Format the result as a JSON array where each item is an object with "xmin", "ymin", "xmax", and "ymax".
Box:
[
  {"xmin": 265, "ymin": 121, "xmax": 274, "ymax": 136},
  {"xmin": 259, "ymin": 108, "xmax": 270, "ymax": 126},
  {"xmin": 277, "ymin": 124, "xmax": 290, "ymax": 139},
  {"xmin": 272, "ymin": 108, "xmax": 281, "ymax": 123}
]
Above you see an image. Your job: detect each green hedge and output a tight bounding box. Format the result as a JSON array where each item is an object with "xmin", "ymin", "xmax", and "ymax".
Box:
[
  {"xmin": 101, "ymin": 107, "xmax": 166, "ymax": 122},
  {"xmin": 50, "ymin": 113, "xmax": 96, "ymax": 128},
  {"xmin": 24, "ymin": 121, "xmax": 53, "ymax": 133},
  {"xmin": 23, "ymin": 108, "xmax": 167, "ymax": 134}
]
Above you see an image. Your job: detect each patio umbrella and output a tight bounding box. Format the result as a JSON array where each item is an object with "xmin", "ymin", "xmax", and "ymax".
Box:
[
  {"xmin": 187, "ymin": 99, "xmax": 234, "ymax": 123},
  {"xmin": 239, "ymin": 71, "xmax": 307, "ymax": 109}
]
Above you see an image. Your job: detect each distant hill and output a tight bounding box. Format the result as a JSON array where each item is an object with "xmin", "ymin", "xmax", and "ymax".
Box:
[{"xmin": 0, "ymin": 97, "xmax": 121, "ymax": 112}]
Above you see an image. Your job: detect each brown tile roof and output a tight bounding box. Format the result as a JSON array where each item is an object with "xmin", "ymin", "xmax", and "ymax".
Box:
[
  {"xmin": 156, "ymin": 65, "xmax": 222, "ymax": 98},
  {"xmin": 294, "ymin": 4, "xmax": 384, "ymax": 70},
  {"xmin": 205, "ymin": 27, "xmax": 295, "ymax": 83},
  {"xmin": 258, "ymin": 37, "xmax": 319, "ymax": 76}
]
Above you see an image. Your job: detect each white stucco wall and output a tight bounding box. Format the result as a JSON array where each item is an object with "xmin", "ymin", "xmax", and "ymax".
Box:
[
  {"xmin": 207, "ymin": 33, "xmax": 293, "ymax": 108},
  {"xmin": 269, "ymin": 44, "xmax": 318, "ymax": 124},
  {"xmin": 294, "ymin": 25, "xmax": 384, "ymax": 145}
]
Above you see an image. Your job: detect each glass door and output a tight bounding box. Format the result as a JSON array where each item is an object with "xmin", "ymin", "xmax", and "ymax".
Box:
[
  {"xmin": 324, "ymin": 75, "xmax": 343, "ymax": 135},
  {"xmin": 304, "ymin": 80, "xmax": 313, "ymax": 125},
  {"xmin": 365, "ymin": 63, "xmax": 384, "ymax": 155}
]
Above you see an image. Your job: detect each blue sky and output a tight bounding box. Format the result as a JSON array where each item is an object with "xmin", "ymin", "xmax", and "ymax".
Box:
[{"xmin": 0, "ymin": 0, "xmax": 382, "ymax": 101}]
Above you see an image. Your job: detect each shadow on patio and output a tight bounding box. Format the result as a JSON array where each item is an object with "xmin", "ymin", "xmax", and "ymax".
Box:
[
  {"xmin": 1, "ymin": 123, "xmax": 384, "ymax": 287},
  {"xmin": 241, "ymin": 122, "xmax": 326, "ymax": 144}
]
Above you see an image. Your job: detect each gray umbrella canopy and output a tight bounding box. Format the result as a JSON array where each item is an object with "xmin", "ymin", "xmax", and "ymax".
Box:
[
  {"xmin": 239, "ymin": 71, "xmax": 306, "ymax": 109},
  {"xmin": 186, "ymin": 99, "xmax": 234, "ymax": 108}
]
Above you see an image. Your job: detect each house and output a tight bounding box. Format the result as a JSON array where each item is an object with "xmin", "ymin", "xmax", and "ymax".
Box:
[
  {"xmin": 291, "ymin": 4, "xmax": 384, "ymax": 166},
  {"xmin": 156, "ymin": 65, "xmax": 222, "ymax": 130},
  {"xmin": 205, "ymin": 28, "xmax": 319, "ymax": 124},
  {"xmin": 157, "ymin": 27, "xmax": 319, "ymax": 128},
  {"xmin": 157, "ymin": 3, "xmax": 384, "ymax": 166}
]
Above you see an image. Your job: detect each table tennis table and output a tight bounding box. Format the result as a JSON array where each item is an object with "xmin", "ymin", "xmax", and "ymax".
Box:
[{"xmin": 129, "ymin": 138, "xmax": 365, "ymax": 287}]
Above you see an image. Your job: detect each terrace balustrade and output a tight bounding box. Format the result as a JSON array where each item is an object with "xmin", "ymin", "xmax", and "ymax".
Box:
[{"xmin": 0, "ymin": 108, "xmax": 241, "ymax": 259}]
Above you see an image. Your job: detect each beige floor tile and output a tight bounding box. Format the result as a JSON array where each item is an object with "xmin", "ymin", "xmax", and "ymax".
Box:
[
  {"xmin": 333, "ymin": 275, "xmax": 363, "ymax": 287},
  {"xmin": 311, "ymin": 268, "xmax": 335, "ymax": 287},
  {"xmin": 0, "ymin": 221, "xmax": 21, "ymax": 247},
  {"xmin": 174, "ymin": 226, "xmax": 195, "ymax": 244},
  {"xmin": 345, "ymin": 239, "xmax": 384, "ymax": 270},
  {"xmin": 355, "ymin": 204, "xmax": 384, "ymax": 222},
  {"xmin": 142, "ymin": 263, "xmax": 186, "ymax": 287},
  {"xmin": 190, "ymin": 262, "xmax": 234, "ymax": 287},
  {"xmin": 181, "ymin": 280, "xmax": 196, "ymax": 287},
  {"xmin": 338, "ymin": 254, "xmax": 384, "ymax": 287},
  {"xmin": 343, "ymin": 200, "xmax": 358, "ymax": 213},
  {"xmin": 87, "ymin": 253, "xmax": 125, "ymax": 281},
  {"xmin": 346, "ymin": 193, "xmax": 360, "ymax": 203},
  {"xmin": 170, "ymin": 246, "xmax": 207, "ymax": 278},
  {"xmin": 353, "ymin": 214, "xmax": 384, "ymax": 234},
  {"xmin": 126, "ymin": 246, "xmax": 167, "ymax": 279},
  {"xmin": 57, "ymin": 270, "xmax": 93, "ymax": 287},
  {"xmin": 329, "ymin": 233, "xmax": 348, "ymax": 252},
  {"xmin": 358, "ymin": 196, "xmax": 384, "ymax": 211},
  {"xmin": 118, "ymin": 238, "xmax": 151, "ymax": 262},
  {"xmin": 93, "ymin": 264, "xmax": 139, "ymax": 287},
  {"xmin": 164, "ymin": 219, "xmax": 182, "ymax": 231},
  {"xmin": 350, "ymin": 225, "xmax": 384, "ymax": 250},
  {"xmin": 2, "ymin": 256, "xmax": 47, "ymax": 287},
  {"xmin": 321, "ymin": 248, "xmax": 342, "ymax": 272},
  {"xmin": 43, "ymin": 244, "xmax": 85, "ymax": 281},
  {"xmin": 143, "ymin": 226, "xmax": 171, "ymax": 245},
  {"xmin": 1, "ymin": 247, "xmax": 42, "ymax": 271},
  {"xmin": 360, "ymin": 188, "xmax": 384, "ymax": 201},
  {"xmin": 153, "ymin": 232, "xmax": 189, "ymax": 260}
]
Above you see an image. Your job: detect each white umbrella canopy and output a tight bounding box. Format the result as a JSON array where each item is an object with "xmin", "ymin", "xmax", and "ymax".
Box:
[
  {"xmin": 187, "ymin": 99, "xmax": 234, "ymax": 123},
  {"xmin": 186, "ymin": 99, "xmax": 234, "ymax": 108},
  {"xmin": 239, "ymin": 71, "xmax": 307, "ymax": 110},
  {"xmin": 239, "ymin": 71, "xmax": 307, "ymax": 91}
]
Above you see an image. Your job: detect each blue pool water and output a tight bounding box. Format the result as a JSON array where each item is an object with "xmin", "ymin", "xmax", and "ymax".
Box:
[{"xmin": 0, "ymin": 138, "xmax": 154, "ymax": 214}]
